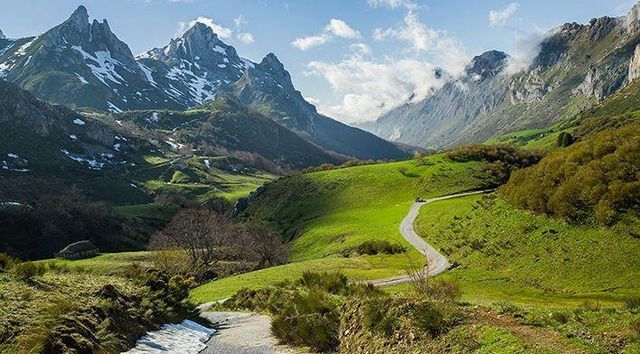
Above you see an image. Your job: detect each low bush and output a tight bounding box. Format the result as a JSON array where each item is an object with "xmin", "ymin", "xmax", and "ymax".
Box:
[
  {"xmin": 271, "ymin": 291, "xmax": 340, "ymax": 352},
  {"xmin": 221, "ymin": 272, "xmax": 386, "ymax": 352},
  {"xmin": 13, "ymin": 262, "xmax": 47, "ymax": 280},
  {"xmin": 361, "ymin": 298, "xmax": 399, "ymax": 337},
  {"xmin": 556, "ymin": 131, "xmax": 574, "ymax": 147},
  {"xmin": 297, "ymin": 271, "xmax": 349, "ymax": 294},
  {"xmin": 411, "ymin": 301, "xmax": 449, "ymax": 336},
  {"xmin": 625, "ymin": 296, "xmax": 640, "ymax": 310},
  {"xmin": 0, "ymin": 253, "xmax": 18, "ymax": 271},
  {"xmin": 446, "ymin": 144, "xmax": 543, "ymax": 185},
  {"xmin": 342, "ymin": 240, "xmax": 406, "ymax": 257}
]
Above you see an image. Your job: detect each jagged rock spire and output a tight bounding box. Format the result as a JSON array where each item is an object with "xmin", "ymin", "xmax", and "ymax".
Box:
[{"xmin": 65, "ymin": 5, "xmax": 90, "ymax": 33}]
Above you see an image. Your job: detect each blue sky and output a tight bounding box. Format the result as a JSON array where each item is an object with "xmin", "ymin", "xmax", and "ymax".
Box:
[{"xmin": 0, "ymin": 0, "xmax": 635, "ymax": 123}]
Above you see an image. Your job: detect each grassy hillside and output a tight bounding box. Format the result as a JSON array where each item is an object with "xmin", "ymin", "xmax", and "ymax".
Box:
[
  {"xmin": 191, "ymin": 155, "xmax": 486, "ymax": 302},
  {"xmin": 0, "ymin": 252, "xmax": 197, "ymax": 353},
  {"xmin": 485, "ymin": 80, "xmax": 640, "ymax": 151},
  {"xmin": 415, "ymin": 194, "xmax": 640, "ymax": 306},
  {"xmin": 484, "ymin": 127, "xmax": 560, "ymax": 150},
  {"xmin": 502, "ymin": 122, "xmax": 639, "ymax": 225},
  {"xmin": 114, "ymin": 97, "xmax": 341, "ymax": 171}
]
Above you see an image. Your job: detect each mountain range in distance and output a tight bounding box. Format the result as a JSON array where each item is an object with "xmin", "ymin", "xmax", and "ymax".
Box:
[
  {"xmin": 359, "ymin": 3, "xmax": 640, "ymax": 149},
  {"xmin": 3, "ymin": 3, "xmax": 640, "ymax": 166},
  {"xmin": 0, "ymin": 6, "xmax": 408, "ymax": 164}
]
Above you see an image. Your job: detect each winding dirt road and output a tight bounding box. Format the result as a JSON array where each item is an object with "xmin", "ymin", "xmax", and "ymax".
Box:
[
  {"xmin": 197, "ymin": 190, "xmax": 493, "ymax": 353},
  {"xmin": 368, "ymin": 190, "xmax": 494, "ymax": 287},
  {"xmin": 200, "ymin": 311, "xmax": 300, "ymax": 354}
]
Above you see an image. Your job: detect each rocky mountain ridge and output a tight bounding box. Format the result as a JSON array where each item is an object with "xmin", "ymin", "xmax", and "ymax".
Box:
[
  {"xmin": 364, "ymin": 3, "xmax": 640, "ymax": 148},
  {"xmin": 0, "ymin": 6, "xmax": 407, "ymax": 161}
]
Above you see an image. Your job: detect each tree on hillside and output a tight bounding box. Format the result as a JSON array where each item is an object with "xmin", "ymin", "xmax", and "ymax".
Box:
[
  {"xmin": 556, "ymin": 132, "xmax": 574, "ymax": 147},
  {"xmin": 150, "ymin": 209, "xmax": 287, "ymax": 277},
  {"xmin": 150, "ymin": 209, "xmax": 233, "ymax": 274}
]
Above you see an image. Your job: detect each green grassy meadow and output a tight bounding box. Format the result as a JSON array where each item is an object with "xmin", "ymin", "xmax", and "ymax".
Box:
[
  {"xmin": 190, "ymin": 155, "xmax": 486, "ymax": 302},
  {"xmin": 414, "ymin": 194, "xmax": 640, "ymax": 307},
  {"xmin": 484, "ymin": 127, "xmax": 561, "ymax": 150}
]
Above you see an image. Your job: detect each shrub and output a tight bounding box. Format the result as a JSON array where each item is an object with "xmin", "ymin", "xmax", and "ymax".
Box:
[
  {"xmin": 502, "ymin": 123, "xmax": 640, "ymax": 224},
  {"xmin": 550, "ymin": 312, "xmax": 569, "ymax": 324},
  {"xmin": 0, "ymin": 253, "xmax": 18, "ymax": 271},
  {"xmin": 446, "ymin": 144, "xmax": 543, "ymax": 185},
  {"xmin": 361, "ymin": 298, "xmax": 398, "ymax": 337},
  {"xmin": 411, "ymin": 302, "xmax": 448, "ymax": 336},
  {"xmin": 624, "ymin": 296, "xmax": 640, "ymax": 310},
  {"xmin": 556, "ymin": 131, "xmax": 574, "ymax": 147},
  {"xmin": 342, "ymin": 240, "xmax": 406, "ymax": 257},
  {"xmin": 13, "ymin": 262, "xmax": 47, "ymax": 280},
  {"xmin": 297, "ymin": 271, "xmax": 349, "ymax": 294},
  {"xmin": 272, "ymin": 313, "xmax": 339, "ymax": 352}
]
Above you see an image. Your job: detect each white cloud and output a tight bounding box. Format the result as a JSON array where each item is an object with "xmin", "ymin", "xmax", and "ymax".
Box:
[
  {"xmin": 503, "ymin": 25, "xmax": 547, "ymax": 74},
  {"xmin": 176, "ymin": 16, "xmax": 233, "ymax": 39},
  {"xmin": 306, "ymin": 55, "xmax": 445, "ymax": 123},
  {"xmin": 489, "ymin": 3, "xmax": 519, "ymax": 27},
  {"xmin": 367, "ymin": 0, "xmax": 417, "ymax": 10},
  {"xmin": 325, "ymin": 19, "xmax": 361, "ymax": 39},
  {"xmin": 237, "ymin": 32, "xmax": 255, "ymax": 44},
  {"xmin": 292, "ymin": 34, "xmax": 332, "ymax": 50},
  {"xmin": 234, "ymin": 15, "xmax": 247, "ymax": 28},
  {"xmin": 305, "ymin": 96, "xmax": 321, "ymax": 105},
  {"xmin": 292, "ymin": 18, "xmax": 361, "ymax": 50},
  {"xmin": 373, "ymin": 11, "xmax": 469, "ymax": 74},
  {"xmin": 350, "ymin": 43, "xmax": 372, "ymax": 56}
]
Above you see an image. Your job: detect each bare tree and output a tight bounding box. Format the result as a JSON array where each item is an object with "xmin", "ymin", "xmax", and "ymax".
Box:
[
  {"xmin": 150, "ymin": 210, "xmax": 288, "ymax": 278},
  {"xmin": 150, "ymin": 209, "xmax": 233, "ymax": 274},
  {"xmin": 241, "ymin": 223, "xmax": 288, "ymax": 268}
]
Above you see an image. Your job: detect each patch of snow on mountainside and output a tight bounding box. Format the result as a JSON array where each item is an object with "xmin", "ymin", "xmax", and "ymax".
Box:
[
  {"xmin": 241, "ymin": 58, "xmax": 255, "ymax": 69},
  {"xmin": 60, "ymin": 149, "xmax": 108, "ymax": 170},
  {"xmin": 138, "ymin": 62, "xmax": 157, "ymax": 86},
  {"xmin": 75, "ymin": 73, "xmax": 89, "ymax": 84},
  {"xmin": 0, "ymin": 40, "xmax": 16, "ymax": 57},
  {"xmin": 15, "ymin": 37, "xmax": 37, "ymax": 56},
  {"xmin": 166, "ymin": 66, "xmax": 217, "ymax": 104},
  {"xmin": 72, "ymin": 46, "xmax": 125, "ymax": 86},
  {"xmin": 147, "ymin": 112, "xmax": 160, "ymax": 123},
  {"xmin": 107, "ymin": 101, "xmax": 123, "ymax": 113},
  {"xmin": 212, "ymin": 45, "xmax": 227, "ymax": 55}
]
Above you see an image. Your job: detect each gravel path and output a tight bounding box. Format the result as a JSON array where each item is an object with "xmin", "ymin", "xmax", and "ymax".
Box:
[
  {"xmin": 368, "ymin": 190, "xmax": 494, "ymax": 287},
  {"xmin": 200, "ymin": 311, "xmax": 302, "ymax": 354}
]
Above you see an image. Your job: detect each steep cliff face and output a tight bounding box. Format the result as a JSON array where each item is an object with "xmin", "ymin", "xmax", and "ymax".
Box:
[
  {"xmin": 369, "ymin": 51, "xmax": 511, "ymax": 148},
  {"xmin": 365, "ymin": 6, "xmax": 640, "ymax": 148}
]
